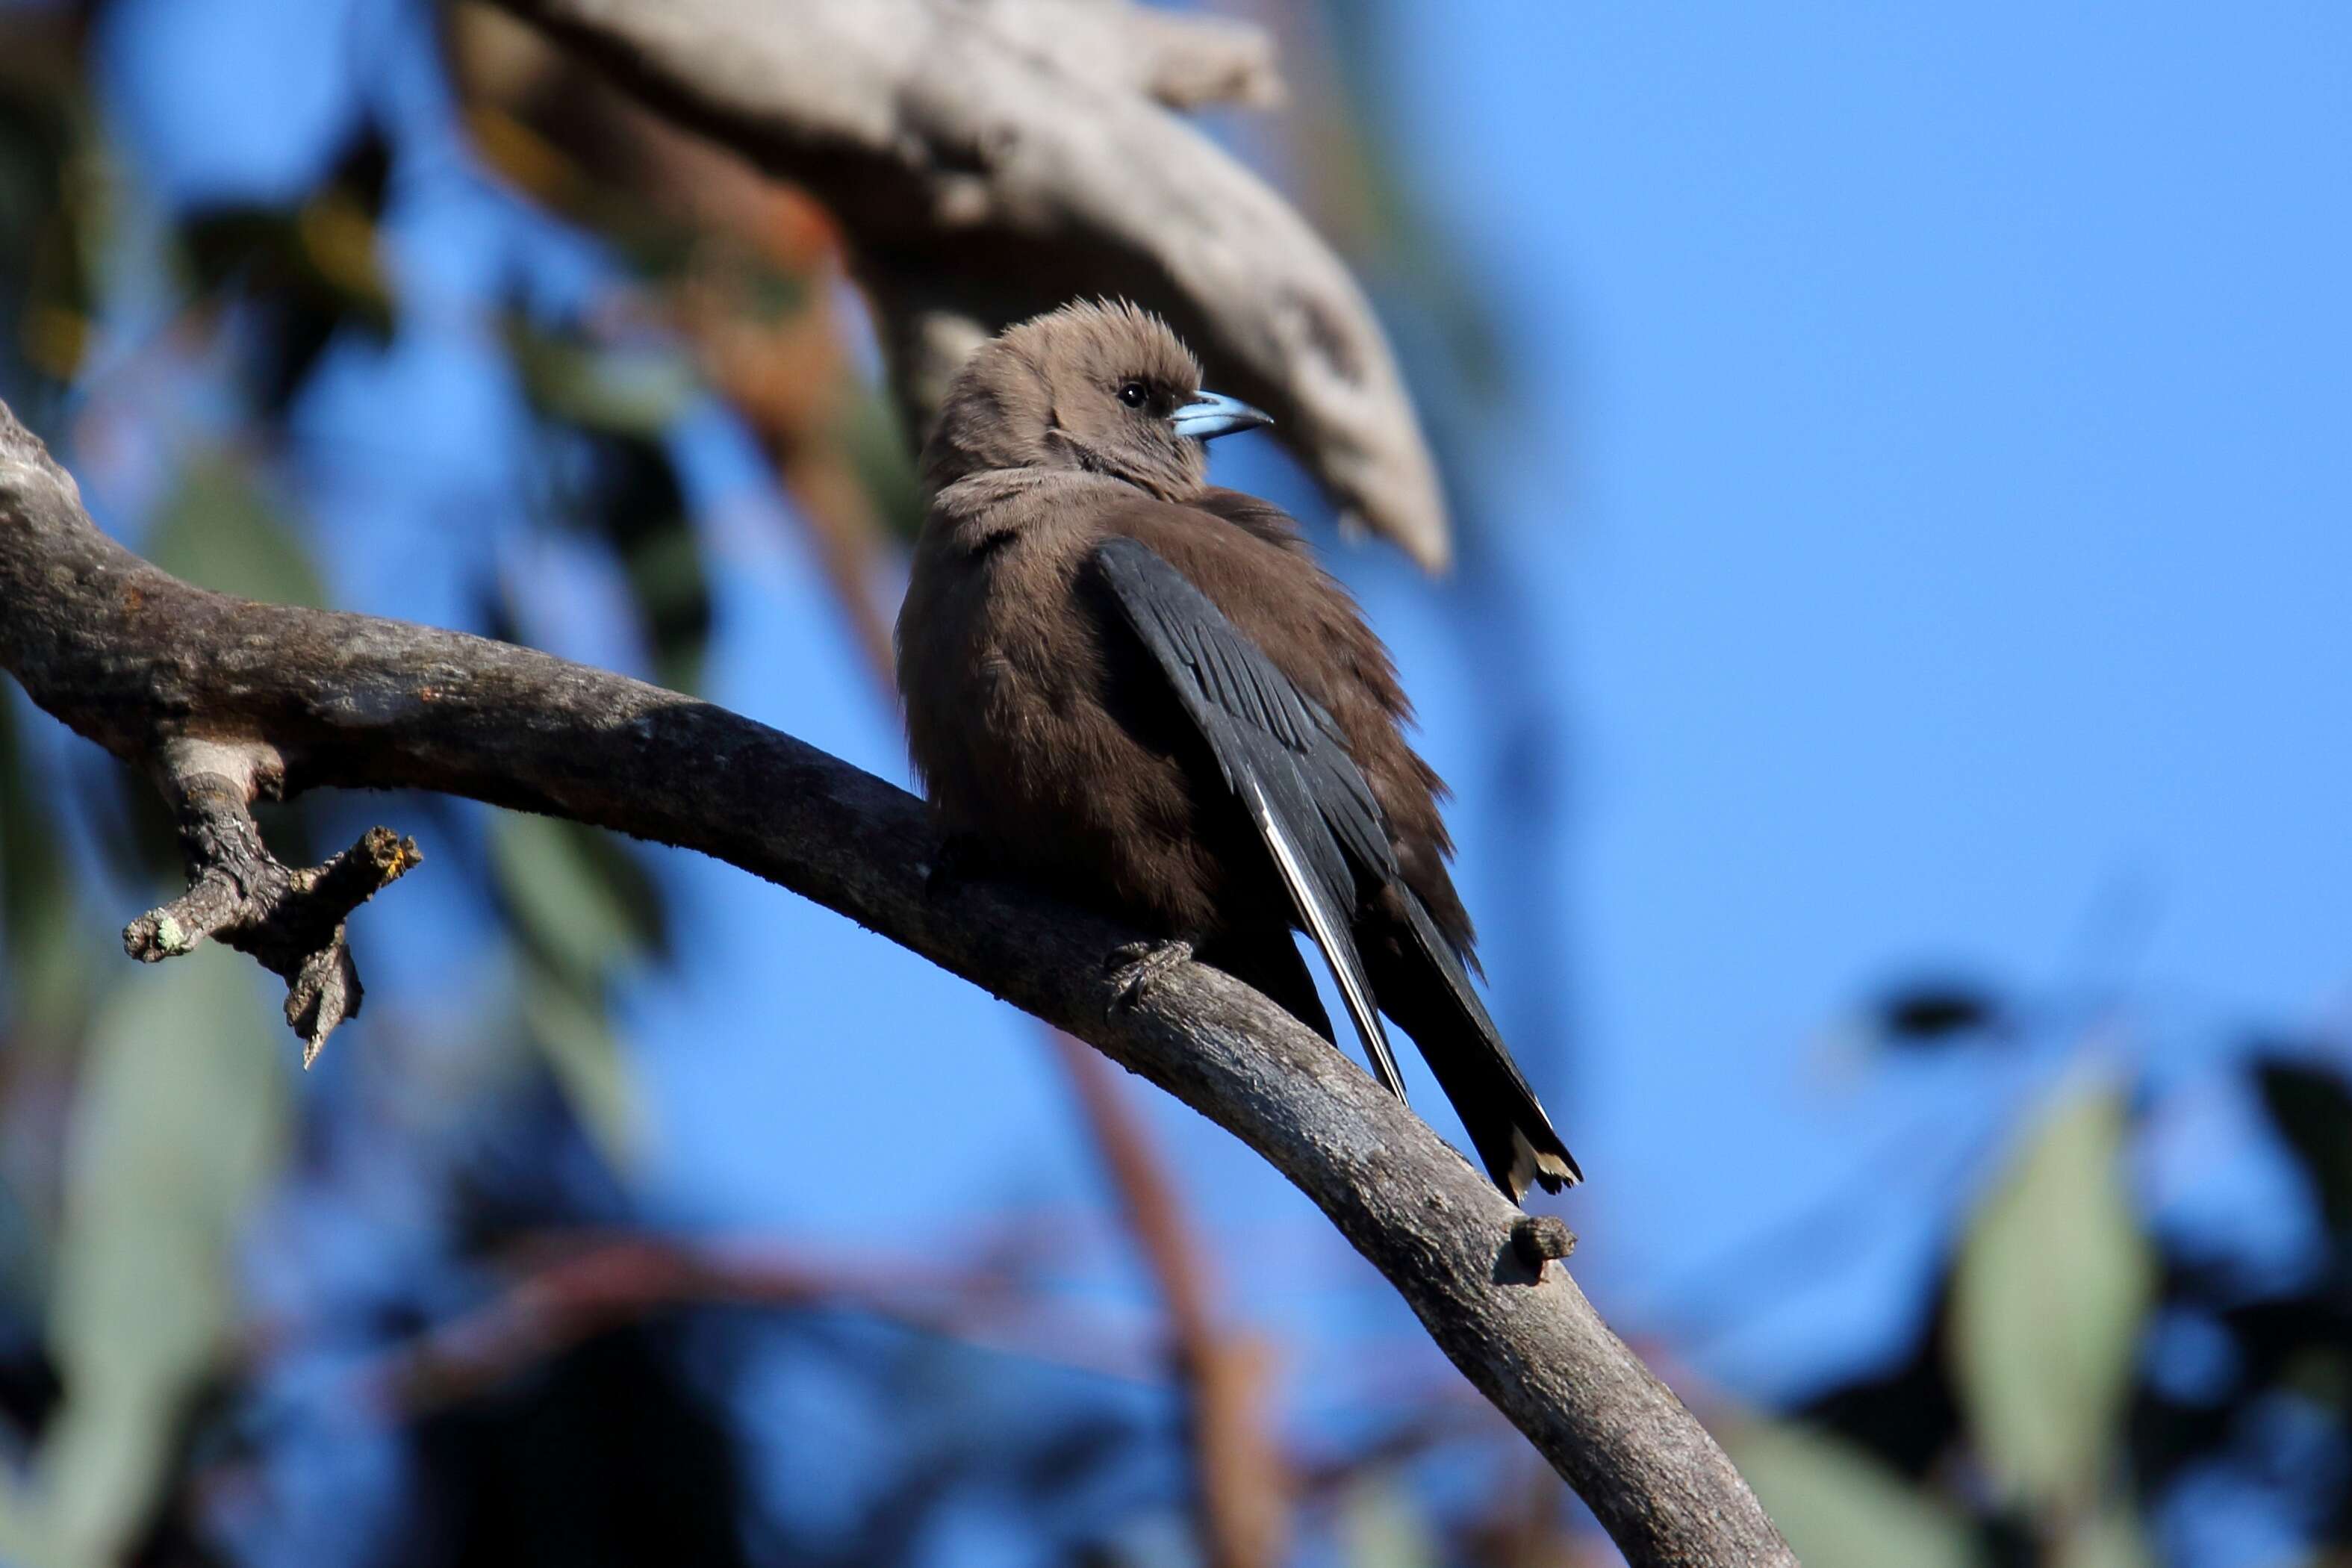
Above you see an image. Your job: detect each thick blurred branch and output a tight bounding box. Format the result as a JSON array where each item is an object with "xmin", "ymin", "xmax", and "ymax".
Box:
[
  {"xmin": 364, "ymin": 1231, "xmax": 1164, "ymax": 1413},
  {"xmin": 1051, "ymin": 1032, "xmax": 1287, "ymax": 1568},
  {"xmin": 0, "ymin": 403, "xmax": 1789, "ymax": 1567},
  {"xmin": 479, "ymin": 0, "xmax": 1455, "ymax": 569}
]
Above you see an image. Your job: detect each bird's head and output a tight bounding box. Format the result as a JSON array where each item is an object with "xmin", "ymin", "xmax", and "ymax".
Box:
[{"xmin": 921, "ymin": 299, "xmax": 1272, "ymax": 499}]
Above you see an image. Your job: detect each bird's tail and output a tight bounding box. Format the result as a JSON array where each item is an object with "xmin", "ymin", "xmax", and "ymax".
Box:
[{"xmin": 1371, "ymin": 892, "xmax": 1581, "ymax": 1201}]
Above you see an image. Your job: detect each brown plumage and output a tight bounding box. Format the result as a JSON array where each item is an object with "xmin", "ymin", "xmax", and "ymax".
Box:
[{"xmin": 897, "ymin": 299, "xmax": 1578, "ymax": 1200}]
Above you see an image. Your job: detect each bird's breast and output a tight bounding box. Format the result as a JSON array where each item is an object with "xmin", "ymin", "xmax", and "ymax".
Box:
[{"xmin": 897, "ymin": 527, "xmax": 1242, "ymax": 935}]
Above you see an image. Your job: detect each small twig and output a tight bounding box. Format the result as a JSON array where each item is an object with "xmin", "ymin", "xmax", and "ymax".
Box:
[
  {"xmin": 122, "ymin": 747, "xmax": 420, "ymax": 1064},
  {"xmin": 1052, "ymin": 1032, "xmax": 1289, "ymax": 1568}
]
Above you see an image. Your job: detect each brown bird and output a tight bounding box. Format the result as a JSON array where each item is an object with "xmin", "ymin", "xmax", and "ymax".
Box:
[{"xmin": 896, "ymin": 300, "xmax": 1578, "ymax": 1201}]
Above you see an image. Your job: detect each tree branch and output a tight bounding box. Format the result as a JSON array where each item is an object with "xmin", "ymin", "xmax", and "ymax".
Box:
[
  {"xmin": 119, "ymin": 738, "xmax": 420, "ymax": 1063},
  {"xmin": 480, "ymin": 0, "xmax": 1457, "ymax": 570},
  {"xmin": 0, "ymin": 404, "xmax": 1788, "ymax": 1566}
]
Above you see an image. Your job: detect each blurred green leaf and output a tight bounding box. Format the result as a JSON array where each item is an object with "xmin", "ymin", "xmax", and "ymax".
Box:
[
  {"xmin": 841, "ymin": 382, "xmax": 924, "ymax": 545},
  {"xmin": 1336, "ymin": 1475, "xmax": 1439, "ymax": 1568},
  {"xmin": 1950, "ymin": 1081, "xmax": 2153, "ymax": 1515},
  {"xmin": 175, "ymin": 120, "xmax": 396, "ymax": 414},
  {"xmin": 0, "ymin": 948, "xmax": 288, "ymax": 1568},
  {"xmin": 0, "ymin": 692, "xmax": 89, "ymax": 1042},
  {"xmin": 491, "ymin": 812, "xmax": 654, "ymax": 1169},
  {"xmin": 2253, "ymin": 1057, "xmax": 2352, "ymax": 1248},
  {"xmin": 519, "ymin": 961, "xmax": 642, "ymax": 1169},
  {"xmin": 490, "ymin": 811, "xmax": 666, "ymax": 985},
  {"xmin": 1725, "ymin": 1419, "xmax": 1980, "ymax": 1568},
  {"xmin": 608, "ymin": 485, "xmax": 711, "ymax": 697},
  {"xmin": 144, "ymin": 452, "xmax": 328, "ymax": 609},
  {"xmin": 507, "ymin": 317, "xmax": 697, "ymax": 439},
  {"xmin": 2056, "ymin": 1498, "xmax": 2158, "ymax": 1568}
]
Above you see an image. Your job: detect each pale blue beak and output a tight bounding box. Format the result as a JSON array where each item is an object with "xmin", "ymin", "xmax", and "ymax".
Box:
[{"xmin": 1169, "ymin": 390, "xmax": 1273, "ymax": 442}]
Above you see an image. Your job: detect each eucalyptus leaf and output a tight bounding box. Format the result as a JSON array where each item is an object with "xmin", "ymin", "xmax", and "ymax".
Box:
[
  {"xmin": 14, "ymin": 949, "xmax": 287, "ymax": 1568},
  {"xmin": 1950, "ymin": 1082, "xmax": 2153, "ymax": 1515},
  {"xmin": 1725, "ymin": 1419, "xmax": 1981, "ymax": 1568},
  {"xmin": 490, "ymin": 811, "xmax": 656, "ymax": 985},
  {"xmin": 143, "ymin": 452, "xmax": 327, "ymax": 609},
  {"xmin": 841, "ymin": 382, "xmax": 924, "ymax": 545},
  {"xmin": 0, "ymin": 691, "xmax": 88, "ymax": 1042},
  {"xmin": 1336, "ymin": 1475, "xmax": 1440, "ymax": 1568},
  {"xmin": 507, "ymin": 319, "xmax": 697, "ymax": 438},
  {"xmin": 519, "ymin": 961, "xmax": 643, "ymax": 1169},
  {"xmin": 2057, "ymin": 1498, "xmax": 2158, "ymax": 1568}
]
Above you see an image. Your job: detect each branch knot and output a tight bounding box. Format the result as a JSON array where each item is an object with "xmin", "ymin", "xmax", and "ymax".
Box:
[{"xmin": 1510, "ymin": 1214, "xmax": 1576, "ymax": 1272}]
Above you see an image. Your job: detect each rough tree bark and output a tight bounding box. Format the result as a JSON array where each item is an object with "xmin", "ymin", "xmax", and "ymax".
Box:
[
  {"xmin": 485, "ymin": 0, "xmax": 1458, "ymax": 570},
  {"xmin": 0, "ymin": 400, "xmax": 1791, "ymax": 1566}
]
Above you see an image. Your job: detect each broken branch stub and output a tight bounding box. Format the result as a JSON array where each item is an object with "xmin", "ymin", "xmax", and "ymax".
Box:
[{"xmin": 122, "ymin": 760, "xmax": 420, "ymax": 1065}]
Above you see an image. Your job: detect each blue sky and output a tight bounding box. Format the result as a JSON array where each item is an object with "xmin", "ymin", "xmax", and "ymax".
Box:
[
  {"xmin": 59, "ymin": 0, "xmax": 2352, "ymax": 1447},
  {"xmin": 1364, "ymin": 0, "xmax": 2352, "ymax": 1385}
]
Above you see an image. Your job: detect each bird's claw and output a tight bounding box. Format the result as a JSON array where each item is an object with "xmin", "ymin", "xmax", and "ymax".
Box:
[{"xmin": 1105, "ymin": 938, "xmax": 1194, "ymax": 1017}]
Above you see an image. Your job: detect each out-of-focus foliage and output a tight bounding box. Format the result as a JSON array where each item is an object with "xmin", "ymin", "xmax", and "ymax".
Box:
[
  {"xmin": 145, "ymin": 455, "xmax": 329, "ymax": 609},
  {"xmin": 1870, "ymin": 980, "xmax": 2010, "ymax": 1050},
  {"xmin": 2, "ymin": 4, "xmax": 2344, "ymax": 1567},
  {"xmin": 0, "ymin": 951, "xmax": 286, "ymax": 1568},
  {"xmin": 178, "ymin": 120, "xmax": 395, "ymax": 418},
  {"xmin": 0, "ymin": 689, "xmax": 87, "ymax": 1046},
  {"xmin": 1950, "ymin": 1083, "xmax": 2151, "ymax": 1520},
  {"xmin": 1736, "ymin": 1000, "xmax": 2352, "ymax": 1568},
  {"xmin": 1726, "ymin": 1418, "xmax": 1976, "ymax": 1568},
  {"xmin": 0, "ymin": 19, "xmax": 103, "ymax": 415},
  {"xmin": 492, "ymin": 812, "xmax": 668, "ymax": 1163},
  {"xmin": 0, "ymin": 8, "xmax": 1562, "ymax": 1566}
]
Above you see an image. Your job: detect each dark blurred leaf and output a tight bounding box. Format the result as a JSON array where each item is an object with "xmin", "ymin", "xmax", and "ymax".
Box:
[
  {"xmin": 1873, "ymin": 980, "xmax": 2007, "ymax": 1050},
  {"xmin": 2253, "ymin": 1056, "xmax": 2352, "ymax": 1248},
  {"xmin": 506, "ymin": 317, "xmax": 695, "ymax": 439},
  {"xmin": 143, "ymin": 452, "xmax": 327, "ymax": 609},
  {"xmin": 1801, "ymin": 1289, "xmax": 1961, "ymax": 1481},
  {"xmin": 840, "ymin": 382, "xmax": 923, "ymax": 545},
  {"xmin": 578, "ymin": 435, "xmax": 708, "ymax": 694},
  {"xmin": 0, "ymin": 17, "xmax": 102, "ymax": 406},
  {"xmin": 1950, "ymin": 1082, "xmax": 2152, "ymax": 1515},
  {"xmin": 506, "ymin": 317, "xmax": 712, "ymax": 692},
  {"xmin": 177, "ymin": 121, "xmax": 395, "ymax": 414}
]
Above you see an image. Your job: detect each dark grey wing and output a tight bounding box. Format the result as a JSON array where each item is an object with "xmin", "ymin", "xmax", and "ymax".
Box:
[{"xmin": 1091, "ymin": 537, "xmax": 1407, "ymax": 1100}]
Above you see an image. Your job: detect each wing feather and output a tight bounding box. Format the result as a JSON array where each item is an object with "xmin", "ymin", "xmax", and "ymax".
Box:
[{"xmin": 1092, "ymin": 537, "xmax": 1407, "ymax": 1100}]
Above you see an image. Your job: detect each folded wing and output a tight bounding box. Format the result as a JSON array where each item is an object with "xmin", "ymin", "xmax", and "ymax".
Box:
[{"xmin": 1091, "ymin": 536, "xmax": 1407, "ymax": 1100}]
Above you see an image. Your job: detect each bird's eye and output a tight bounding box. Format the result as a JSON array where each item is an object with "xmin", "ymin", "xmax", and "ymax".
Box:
[{"xmin": 1117, "ymin": 382, "xmax": 1150, "ymax": 409}]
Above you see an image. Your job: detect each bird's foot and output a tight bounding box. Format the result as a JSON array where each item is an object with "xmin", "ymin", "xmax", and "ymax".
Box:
[{"xmin": 1105, "ymin": 937, "xmax": 1195, "ymax": 1017}]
